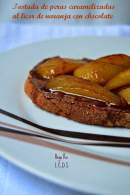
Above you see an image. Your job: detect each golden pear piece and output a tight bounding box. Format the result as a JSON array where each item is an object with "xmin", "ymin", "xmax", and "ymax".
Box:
[
  {"xmin": 97, "ymin": 54, "xmax": 130, "ymax": 67},
  {"xmin": 119, "ymin": 87, "xmax": 130, "ymax": 104},
  {"xmin": 47, "ymin": 75, "xmax": 122, "ymax": 106},
  {"xmin": 106, "ymin": 68, "xmax": 130, "ymax": 90},
  {"xmin": 35, "ymin": 57, "xmax": 86, "ymax": 79},
  {"xmin": 74, "ymin": 61, "xmax": 124, "ymax": 85}
]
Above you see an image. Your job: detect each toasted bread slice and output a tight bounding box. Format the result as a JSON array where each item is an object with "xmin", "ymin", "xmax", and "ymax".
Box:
[{"xmin": 24, "ymin": 57, "xmax": 130, "ymax": 128}]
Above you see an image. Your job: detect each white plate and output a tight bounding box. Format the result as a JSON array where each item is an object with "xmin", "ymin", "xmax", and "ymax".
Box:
[{"xmin": 0, "ymin": 37, "xmax": 130, "ymax": 195}]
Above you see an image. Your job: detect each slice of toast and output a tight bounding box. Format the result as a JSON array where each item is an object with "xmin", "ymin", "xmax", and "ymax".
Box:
[{"xmin": 24, "ymin": 57, "xmax": 130, "ymax": 128}]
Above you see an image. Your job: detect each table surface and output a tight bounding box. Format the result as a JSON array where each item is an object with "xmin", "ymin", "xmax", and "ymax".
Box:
[{"xmin": 0, "ymin": 24, "xmax": 130, "ymax": 195}]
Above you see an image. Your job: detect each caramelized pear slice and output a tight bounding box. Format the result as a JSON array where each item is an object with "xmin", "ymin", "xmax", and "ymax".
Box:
[
  {"xmin": 97, "ymin": 54, "xmax": 130, "ymax": 67},
  {"xmin": 106, "ymin": 68, "xmax": 130, "ymax": 90},
  {"xmin": 74, "ymin": 61, "xmax": 124, "ymax": 85},
  {"xmin": 35, "ymin": 57, "xmax": 85, "ymax": 79},
  {"xmin": 119, "ymin": 87, "xmax": 130, "ymax": 104},
  {"xmin": 47, "ymin": 75, "xmax": 122, "ymax": 106}
]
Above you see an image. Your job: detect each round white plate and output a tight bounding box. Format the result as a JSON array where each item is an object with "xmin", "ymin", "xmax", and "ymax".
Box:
[{"xmin": 0, "ymin": 37, "xmax": 130, "ymax": 195}]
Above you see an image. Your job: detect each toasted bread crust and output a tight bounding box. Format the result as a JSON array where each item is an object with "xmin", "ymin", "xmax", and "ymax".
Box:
[{"xmin": 24, "ymin": 74, "xmax": 130, "ymax": 128}]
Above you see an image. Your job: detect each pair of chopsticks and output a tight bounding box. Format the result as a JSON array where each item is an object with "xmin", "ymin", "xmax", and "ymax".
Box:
[{"xmin": 0, "ymin": 108, "xmax": 130, "ymax": 147}]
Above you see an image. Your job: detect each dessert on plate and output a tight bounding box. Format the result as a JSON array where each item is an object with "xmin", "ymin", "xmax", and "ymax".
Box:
[{"xmin": 24, "ymin": 54, "xmax": 130, "ymax": 128}]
